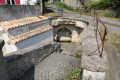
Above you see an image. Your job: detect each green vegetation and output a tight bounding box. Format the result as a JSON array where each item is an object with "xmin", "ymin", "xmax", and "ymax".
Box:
[
  {"xmin": 100, "ymin": 27, "xmax": 120, "ymax": 53},
  {"xmin": 85, "ymin": 0, "xmax": 111, "ymax": 10},
  {"xmin": 63, "ymin": 67, "xmax": 81, "ymax": 80},
  {"xmin": 57, "ymin": 2, "xmax": 74, "ymax": 10},
  {"xmin": 104, "ymin": 13, "xmax": 115, "ymax": 18},
  {"xmin": 57, "ymin": 3, "xmax": 87, "ymax": 13},
  {"xmin": 45, "ymin": 1, "xmax": 120, "ymax": 19},
  {"xmin": 43, "ymin": 12, "xmax": 58, "ymax": 16},
  {"xmin": 75, "ymin": 51, "xmax": 82, "ymax": 58},
  {"xmin": 84, "ymin": 0, "xmax": 120, "ymax": 18},
  {"xmin": 85, "ymin": 0, "xmax": 120, "ymax": 10},
  {"xmin": 45, "ymin": 3, "xmax": 54, "ymax": 7}
]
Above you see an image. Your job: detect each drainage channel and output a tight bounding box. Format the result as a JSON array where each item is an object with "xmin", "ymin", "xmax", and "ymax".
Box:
[{"xmin": 17, "ymin": 42, "xmax": 82, "ymax": 80}]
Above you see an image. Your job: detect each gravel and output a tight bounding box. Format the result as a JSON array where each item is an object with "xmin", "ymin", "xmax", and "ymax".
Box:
[{"xmin": 17, "ymin": 43, "xmax": 81, "ymax": 80}]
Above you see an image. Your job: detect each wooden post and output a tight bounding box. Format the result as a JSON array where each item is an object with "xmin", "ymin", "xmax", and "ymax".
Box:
[{"xmin": 0, "ymin": 39, "xmax": 9, "ymax": 80}]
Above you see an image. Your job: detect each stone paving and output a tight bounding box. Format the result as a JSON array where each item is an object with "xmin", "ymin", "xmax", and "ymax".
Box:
[{"xmin": 17, "ymin": 43, "xmax": 81, "ymax": 80}]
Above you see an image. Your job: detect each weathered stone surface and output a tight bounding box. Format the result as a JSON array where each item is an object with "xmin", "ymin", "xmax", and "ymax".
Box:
[
  {"xmin": 81, "ymin": 23, "xmax": 109, "ymax": 72},
  {"xmin": 51, "ymin": 17, "xmax": 88, "ymax": 43},
  {"xmin": 83, "ymin": 69, "xmax": 105, "ymax": 80},
  {"xmin": 0, "ymin": 40, "xmax": 9, "ymax": 80},
  {"xmin": 61, "ymin": 0, "xmax": 81, "ymax": 8},
  {"xmin": 0, "ymin": 5, "xmax": 42, "ymax": 22},
  {"xmin": 4, "ymin": 42, "xmax": 61, "ymax": 80},
  {"xmin": 51, "ymin": 17, "xmax": 89, "ymax": 28},
  {"xmin": 61, "ymin": 0, "xmax": 100, "ymax": 8}
]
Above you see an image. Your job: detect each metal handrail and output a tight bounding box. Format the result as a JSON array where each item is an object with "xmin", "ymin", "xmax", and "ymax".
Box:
[
  {"xmin": 87, "ymin": 15, "xmax": 108, "ymax": 58},
  {"xmin": 96, "ymin": 16, "xmax": 108, "ymax": 58}
]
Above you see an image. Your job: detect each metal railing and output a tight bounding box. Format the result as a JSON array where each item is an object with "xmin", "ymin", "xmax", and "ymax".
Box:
[{"xmin": 87, "ymin": 14, "xmax": 108, "ymax": 58}]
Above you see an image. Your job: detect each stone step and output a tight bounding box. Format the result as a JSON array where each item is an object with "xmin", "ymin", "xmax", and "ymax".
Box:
[
  {"xmin": 0, "ymin": 16, "xmax": 50, "ymax": 37},
  {"xmin": 0, "ymin": 16, "xmax": 48, "ymax": 30},
  {"xmin": 8, "ymin": 25, "xmax": 53, "ymax": 44}
]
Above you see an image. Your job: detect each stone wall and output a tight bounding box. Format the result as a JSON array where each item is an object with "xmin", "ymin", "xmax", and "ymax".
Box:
[
  {"xmin": 53, "ymin": 25, "xmax": 83, "ymax": 42},
  {"xmin": 0, "ymin": 5, "xmax": 42, "ymax": 22},
  {"xmin": 61, "ymin": 0, "xmax": 81, "ymax": 8},
  {"xmin": 81, "ymin": 19, "xmax": 109, "ymax": 80},
  {"xmin": 16, "ymin": 30, "xmax": 53, "ymax": 49},
  {"xmin": 51, "ymin": 17, "xmax": 88, "ymax": 42},
  {"xmin": 0, "ymin": 40, "xmax": 9, "ymax": 80},
  {"xmin": 8, "ymin": 20, "xmax": 50, "ymax": 37},
  {"xmin": 0, "ymin": 17, "xmax": 52, "ymax": 55},
  {"xmin": 61, "ymin": 0, "xmax": 100, "ymax": 8},
  {"xmin": 4, "ymin": 42, "xmax": 61, "ymax": 80}
]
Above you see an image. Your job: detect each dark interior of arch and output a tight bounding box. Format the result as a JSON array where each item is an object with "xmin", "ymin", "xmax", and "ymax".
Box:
[{"xmin": 57, "ymin": 28, "xmax": 72, "ymax": 42}]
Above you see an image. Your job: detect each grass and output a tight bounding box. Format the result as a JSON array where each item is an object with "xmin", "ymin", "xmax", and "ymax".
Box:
[
  {"xmin": 57, "ymin": 2, "xmax": 74, "ymax": 10},
  {"xmin": 45, "ymin": 3, "xmax": 54, "ymax": 7},
  {"xmin": 104, "ymin": 13, "xmax": 115, "ymax": 18},
  {"xmin": 75, "ymin": 51, "xmax": 82, "ymax": 58},
  {"xmin": 63, "ymin": 67, "xmax": 82, "ymax": 80},
  {"xmin": 85, "ymin": 0, "xmax": 111, "ymax": 10},
  {"xmin": 43, "ymin": 12, "xmax": 58, "ymax": 16},
  {"xmin": 100, "ymin": 27, "xmax": 120, "ymax": 53},
  {"xmin": 57, "ymin": 3, "xmax": 87, "ymax": 13}
]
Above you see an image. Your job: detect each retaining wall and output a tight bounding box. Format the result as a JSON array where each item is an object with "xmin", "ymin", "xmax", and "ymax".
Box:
[
  {"xmin": 0, "ymin": 5, "xmax": 42, "ymax": 22},
  {"xmin": 0, "ymin": 40, "xmax": 9, "ymax": 80},
  {"xmin": 4, "ymin": 42, "xmax": 61, "ymax": 80},
  {"xmin": 81, "ymin": 20, "xmax": 109, "ymax": 80}
]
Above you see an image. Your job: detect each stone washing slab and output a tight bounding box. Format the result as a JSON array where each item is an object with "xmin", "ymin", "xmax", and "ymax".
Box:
[{"xmin": 83, "ymin": 69, "xmax": 105, "ymax": 80}]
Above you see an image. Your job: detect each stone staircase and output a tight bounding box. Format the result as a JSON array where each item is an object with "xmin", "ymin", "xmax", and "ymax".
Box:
[{"xmin": 0, "ymin": 16, "xmax": 53, "ymax": 55}]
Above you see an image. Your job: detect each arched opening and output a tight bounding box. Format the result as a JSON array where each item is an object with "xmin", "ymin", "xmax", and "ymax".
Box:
[{"xmin": 56, "ymin": 28, "xmax": 72, "ymax": 42}]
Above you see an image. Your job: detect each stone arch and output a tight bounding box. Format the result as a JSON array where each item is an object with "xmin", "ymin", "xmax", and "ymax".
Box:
[
  {"xmin": 54, "ymin": 24, "xmax": 84, "ymax": 42},
  {"xmin": 56, "ymin": 28, "xmax": 72, "ymax": 42}
]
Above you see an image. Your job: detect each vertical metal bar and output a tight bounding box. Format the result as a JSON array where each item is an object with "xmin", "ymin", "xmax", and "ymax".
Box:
[
  {"xmin": 43, "ymin": 0, "xmax": 46, "ymax": 14},
  {"xmin": 96, "ymin": 17, "xmax": 98, "ymax": 35},
  {"xmin": 100, "ymin": 28, "xmax": 106, "ymax": 58}
]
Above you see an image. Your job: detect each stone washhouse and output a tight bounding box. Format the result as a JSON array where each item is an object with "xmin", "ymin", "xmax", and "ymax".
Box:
[{"xmin": 0, "ymin": 16, "xmax": 109, "ymax": 80}]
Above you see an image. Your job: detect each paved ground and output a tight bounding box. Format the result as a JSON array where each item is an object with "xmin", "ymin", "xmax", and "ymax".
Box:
[{"xmin": 17, "ymin": 43, "xmax": 81, "ymax": 80}]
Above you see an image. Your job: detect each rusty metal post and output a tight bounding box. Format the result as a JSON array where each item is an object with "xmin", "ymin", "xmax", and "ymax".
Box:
[
  {"xmin": 100, "ymin": 28, "xmax": 106, "ymax": 58},
  {"xmin": 0, "ymin": 39, "xmax": 9, "ymax": 80},
  {"xmin": 43, "ymin": 0, "xmax": 46, "ymax": 14},
  {"xmin": 96, "ymin": 17, "xmax": 98, "ymax": 35}
]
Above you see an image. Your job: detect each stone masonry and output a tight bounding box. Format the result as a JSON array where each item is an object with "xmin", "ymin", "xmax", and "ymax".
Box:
[
  {"xmin": 0, "ymin": 16, "xmax": 109, "ymax": 80},
  {"xmin": 61, "ymin": 0, "xmax": 100, "ymax": 8},
  {"xmin": 0, "ymin": 16, "xmax": 53, "ymax": 55},
  {"xmin": 4, "ymin": 42, "xmax": 61, "ymax": 80},
  {"xmin": 51, "ymin": 17, "xmax": 109, "ymax": 80},
  {"xmin": 51, "ymin": 17, "xmax": 88, "ymax": 42},
  {"xmin": 0, "ymin": 39, "xmax": 9, "ymax": 80},
  {"xmin": 81, "ymin": 20, "xmax": 109, "ymax": 80}
]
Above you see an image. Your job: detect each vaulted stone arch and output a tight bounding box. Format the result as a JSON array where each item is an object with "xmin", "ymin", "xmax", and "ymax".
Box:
[
  {"xmin": 56, "ymin": 28, "xmax": 72, "ymax": 42},
  {"xmin": 51, "ymin": 17, "xmax": 88, "ymax": 42},
  {"xmin": 53, "ymin": 24, "xmax": 83, "ymax": 42}
]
